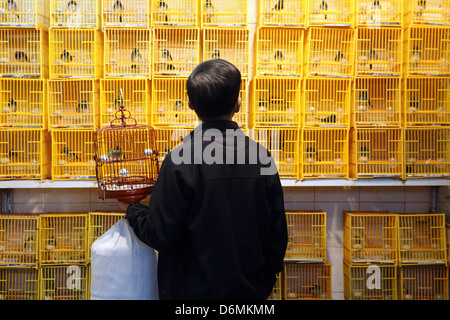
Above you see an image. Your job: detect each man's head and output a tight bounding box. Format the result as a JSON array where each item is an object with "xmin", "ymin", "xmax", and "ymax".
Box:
[{"xmin": 187, "ymin": 59, "xmax": 241, "ymax": 122}]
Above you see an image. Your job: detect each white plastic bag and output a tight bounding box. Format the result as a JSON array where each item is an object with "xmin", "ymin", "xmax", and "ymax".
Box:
[{"xmin": 90, "ymin": 218, "xmax": 159, "ymax": 300}]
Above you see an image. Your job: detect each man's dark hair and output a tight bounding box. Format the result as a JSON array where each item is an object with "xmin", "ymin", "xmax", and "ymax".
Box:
[{"xmin": 187, "ymin": 59, "xmax": 241, "ymax": 121}]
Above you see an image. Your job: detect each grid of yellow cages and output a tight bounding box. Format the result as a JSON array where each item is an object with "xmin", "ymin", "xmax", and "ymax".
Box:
[
  {"xmin": 301, "ymin": 127, "xmax": 349, "ymax": 179},
  {"xmin": 350, "ymin": 127, "xmax": 403, "ymax": 179},
  {"xmin": 284, "ymin": 210, "xmax": 327, "ymax": 262},
  {"xmin": 303, "ymin": 77, "xmax": 351, "ymax": 127},
  {"xmin": 399, "ymin": 264, "xmax": 449, "ymax": 300},
  {"xmin": 249, "ymin": 126, "xmax": 300, "ymax": 179},
  {"xmin": 0, "ymin": 129, "xmax": 51, "ymax": 180},
  {"xmin": 308, "ymin": 0, "xmax": 355, "ymax": 27},
  {"xmin": 283, "ymin": 261, "xmax": 332, "ymax": 300},
  {"xmin": 152, "ymin": 0, "xmax": 198, "ymax": 27},
  {"xmin": 0, "ymin": 79, "xmax": 46, "ymax": 128},
  {"xmin": 39, "ymin": 264, "xmax": 89, "ymax": 300},
  {"xmin": 0, "ymin": 214, "xmax": 40, "ymax": 268},
  {"xmin": 343, "ymin": 261, "xmax": 398, "ymax": 300},
  {"xmin": 87, "ymin": 211, "xmax": 124, "ymax": 258},
  {"xmin": 398, "ymin": 213, "xmax": 447, "ymax": 265},
  {"xmin": 152, "ymin": 27, "xmax": 200, "ymax": 78},
  {"xmin": 355, "ymin": 27, "xmax": 402, "ymax": 77},
  {"xmin": 100, "ymin": 78, "xmax": 149, "ymax": 127},
  {"xmin": 104, "ymin": 29, "xmax": 151, "ymax": 79},
  {"xmin": 404, "ymin": 127, "xmax": 450, "ymax": 178},
  {"xmin": 250, "ymin": 77, "xmax": 301, "ymax": 127},
  {"xmin": 257, "ymin": 0, "xmax": 307, "ymax": 28},
  {"xmin": 404, "ymin": 0, "xmax": 450, "ymax": 26},
  {"xmin": 255, "ymin": 28, "xmax": 303, "ymax": 77},
  {"xmin": 50, "ymin": 0, "xmax": 100, "ymax": 29},
  {"xmin": 39, "ymin": 213, "xmax": 88, "ymax": 265},
  {"xmin": 203, "ymin": 28, "xmax": 250, "ymax": 77},
  {"xmin": 356, "ymin": 0, "xmax": 403, "ymax": 27},
  {"xmin": 102, "ymin": 0, "xmax": 149, "ymax": 28},
  {"xmin": 404, "ymin": 77, "xmax": 450, "ymax": 126},
  {"xmin": 51, "ymin": 129, "xmax": 96, "ymax": 180},
  {"xmin": 353, "ymin": 77, "xmax": 402, "ymax": 127},
  {"xmin": 0, "ymin": 28, "xmax": 48, "ymax": 78},
  {"xmin": 0, "ymin": 267, "xmax": 39, "ymax": 300},
  {"xmin": 343, "ymin": 211, "xmax": 398, "ymax": 265},
  {"xmin": 0, "ymin": 0, "xmax": 49, "ymax": 29},
  {"xmin": 305, "ymin": 27, "xmax": 354, "ymax": 78},
  {"xmin": 49, "ymin": 29, "xmax": 102, "ymax": 79},
  {"xmin": 404, "ymin": 26, "xmax": 450, "ymax": 77},
  {"xmin": 47, "ymin": 79, "xmax": 99, "ymax": 129},
  {"xmin": 200, "ymin": 0, "xmax": 247, "ymax": 28}
]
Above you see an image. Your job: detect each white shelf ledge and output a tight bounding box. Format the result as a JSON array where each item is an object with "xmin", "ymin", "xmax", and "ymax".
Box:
[{"xmin": 0, "ymin": 178, "xmax": 449, "ymax": 189}]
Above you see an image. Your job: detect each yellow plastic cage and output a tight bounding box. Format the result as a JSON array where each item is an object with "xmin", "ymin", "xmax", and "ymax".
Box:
[
  {"xmin": 0, "ymin": 0, "xmax": 49, "ymax": 29},
  {"xmin": 301, "ymin": 127, "xmax": 349, "ymax": 179},
  {"xmin": 203, "ymin": 28, "xmax": 250, "ymax": 77},
  {"xmin": 353, "ymin": 77, "xmax": 402, "ymax": 127},
  {"xmin": 350, "ymin": 127, "xmax": 403, "ymax": 179},
  {"xmin": 50, "ymin": 0, "xmax": 100, "ymax": 28},
  {"xmin": 343, "ymin": 211, "xmax": 398, "ymax": 264},
  {"xmin": 356, "ymin": 27, "xmax": 402, "ymax": 77},
  {"xmin": 283, "ymin": 262, "xmax": 331, "ymax": 300},
  {"xmin": 0, "ymin": 28, "xmax": 48, "ymax": 78},
  {"xmin": 308, "ymin": 0, "xmax": 355, "ymax": 27},
  {"xmin": 356, "ymin": 0, "xmax": 402, "ymax": 26},
  {"xmin": 249, "ymin": 126, "xmax": 300, "ymax": 179},
  {"xmin": 255, "ymin": 28, "xmax": 303, "ymax": 77},
  {"xmin": 404, "ymin": 127, "xmax": 450, "ymax": 178},
  {"xmin": 400, "ymin": 264, "xmax": 449, "ymax": 300},
  {"xmin": 152, "ymin": 27, "xmax": 200, "ymax": 78},
  {"xmin": 48, "ymin": 79, "xmax": 99, "ymax": 130},
  {"xmin": 250, "ymin": 77, "xmax": 301, "ymax": 126},
  {"xmin": 0, "ymin": 129, "xmax": 50, "ymax": 180},
  {"xmin": 104, "ymin": 29, "xmax": 151, "ymax": 79},
  {"xmin": 39, "ymin": 264, "xmax": 89, "ymax": 300},
  {"xmin": 404, "ymin": 0, "xmax": 450, "ymax": 26},
  {"xmin": 398, "ymin": 213, "xmax": 447, "ymax": 265},
  {"xmin": 0, "ymin": 79, "xmax": 46, "ymax": 128},
  {"xmin": 0, "ymin": 267, "xmax": 39, "ymax": 300},
  {"xmin": 305, "ymin": 27, "xmax": 354, "ymax": 78},
  {"xmin": 258, "ymin": 0, "xmax": 307, "ymax": 27},
  {"xmin": 200, "ymin": 0, "xmax": 247, "ymax": 27},
  {"xmin": 404, "ymin": 26, "xmax": 450, "ymax": 77},
  {"xmin": 87, "ymin": 211, "xmax": 124, "ymax": 258},
  {"xmin": 404, "ymin": 77, "xmax": 450, "ymax": 126},
  {"xmin": 51, "ymin": 129, "xmax": 96, "ymax": 180},
  {"xmin": 49, "ymin": 29, "xmax": 102, "ymax": 79},
  {"xmin": 152, "ymin": 0, "xmax": 198, "ymax": 27},
  {"xmin": 100, "ymin": 78, "xmax": 149, "ymax": 127},
  {"xmin": 303, "ymin": 77, "xmax": 351, "ymax": 127},
  {"xmin": 285, "ymin": 210, "xmax": 327, "ymax": 262},
  {"xmin": 39, "ymin": 213, "xmax": 88, "ymax": 265},
  {"xmin": 0, "ymin": 214, "xmax": 40, "ymax": 268},
  {"xmin": 343, "ymin": 261, "xmax": 397, "ymax": 300},
  {"xmin": 267, "ymin": 272, "xmax": 282, "ymax": 300},
  {"xmin": 102, "ymin": 0, "xmax": 149, "ymax": 28}
]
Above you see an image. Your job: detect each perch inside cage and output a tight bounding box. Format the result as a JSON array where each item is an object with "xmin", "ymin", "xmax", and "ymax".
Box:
[{"xmin": 94, "ymin": 89, "xmax": 159, "ymax": 203}]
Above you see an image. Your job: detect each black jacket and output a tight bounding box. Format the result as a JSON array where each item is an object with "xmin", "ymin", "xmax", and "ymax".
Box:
[{"xmin": 126, "ymin": 120, "xmax": 287, "ymax": 300}]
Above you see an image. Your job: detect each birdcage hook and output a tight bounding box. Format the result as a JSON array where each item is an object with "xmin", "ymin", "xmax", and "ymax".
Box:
[{"xmin": 111, "ymin": 88, "xmax": 137, "ymax": 127}]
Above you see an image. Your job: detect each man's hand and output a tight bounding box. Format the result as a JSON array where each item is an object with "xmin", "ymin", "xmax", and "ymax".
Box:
[{"xmin": 116, "ymin": 194, "xmax": 151, "ymax": 212}]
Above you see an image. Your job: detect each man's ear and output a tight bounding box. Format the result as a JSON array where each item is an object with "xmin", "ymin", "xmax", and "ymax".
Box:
[
  {"xmin": 234, "ymin": 97, "xmax": 241, "ymax": 114},
  {"xmin": 187, "ymin": 96, "xmax": 195, "ymax": 111}
]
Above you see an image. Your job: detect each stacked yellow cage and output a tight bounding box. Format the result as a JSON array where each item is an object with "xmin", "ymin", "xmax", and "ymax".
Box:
[
  {"xmin": 0, "ymin": 0, "xmax": 50, "ymax": 180},
  {"xmin": 403, "ymin": 4, "xmax": 450, "ymax": 179},
  {"xmin": 343, "ymin": 211, "xmax": 399, "ymax": 300},
  {"xmin": 398, "ymin": 212, "xmax": 448, "ymax": 300},
  {"xmin": 268, "ymin": 210, "xmax": 331, "ymax": 300},
  {"xmin": 49, "ymin": 0, "xmax": 102, "ymax": 181}
]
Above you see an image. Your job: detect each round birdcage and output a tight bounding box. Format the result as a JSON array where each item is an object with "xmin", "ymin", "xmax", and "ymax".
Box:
[{"xmin": 94, "ymin": 89, "xmax": 159, "ymax": 203}]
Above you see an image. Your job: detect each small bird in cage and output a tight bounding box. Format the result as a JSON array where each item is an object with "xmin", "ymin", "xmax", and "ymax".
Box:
[
  {"xmin": 411, "ymin": 46, "xmax": 421, "ymax": 62},
  {"xmin": 310, "ymin": 284, "xmax": 326, "ymax": 299},
  {"xmin": 353, "ymin": 234, "xmax": 363, "ymax": 250},
  {"xmin": 24, "ymin": 235, "xmax": 35, "ymax": 254},
  {"xmin": 131, "ymin": 48, "xmax": 143, "ymax": 70},
  {"xmin": 113, "ymin": 0, "xmax": 124, "ymax": 23},
  {"xmin": 45, "ymin": 236, "xmax": 55, "ymax": 251},
  {"xmin": 66, "ymin": 0, "xmax": 77, "ymax": 13},
  {"xmin": 15, "ymin": 51, "xmax": 28, "ymax": 62},
  {"xmin": 60, "ymin": 49, "xmax": 73, "ymax": 63},
  {"xmin": 409, "ymin": 98, "xmax": 419, "ymax": 113},
  {"xmin": 211, "ymin": 49, "xmax": 220, "ymax": 59},
  {"xmin": 335, "ymin": 51, "xmax": 347, "ymax": 64},
  {"xmin": 77, "ymin": 100, "xmax": 88, "ymax": 114},
  {"xmin": 161, "ymin": 48, "xmax": 175, "ymax": 70},
  {"xmin": 359, "ymin": 146, "xmax": 370, "ymax": 163},
  {"xmin": 258, "ymin": 99, "xmax": 267, "ymax": 113},
  {"xmin": 3, "ymin": 98, "xmax": 18, "ymax": 113},
  {"xmin": 8, "ymin": 149, "xmax": 18, "ymax": 162},
  {"xmin": 62, "ymin": 146, "xmax": 80, "ymax": 161},
  {"xmin": 108, "ymin": 145, "xmax": 124, "ymax": 160},
  {"xmin": 274, "ymin": 50, "xmax": 283, "ymax": 71},
  {"xmin": 416, "ymin": 0, "xmax": 426, "ymax": 16},
  {"xmin": 306, "ymin": 146, "xmax": 316, "ymax": 163},
  {"xmin": 313, "ymin": 0, "xmax": 328, "ymax": 19},
  {"xmin": 204, "ymin": 0, "xmax": 214, "ymax": 23},
  {"xmin": 156, "ymin": 0, "xmax": 169, "ymax": 23},
  {"xmin": 318, "ymin": 114, "xmax": 337, "ymax": 124},
  {"xmin": 6, "ymin": 0, "xmax": 19, "ymax": 19},
  {"xmin": 358, "ymin": 91, "xmax": 370, "ymax": 112},
  {"xmin": 264, "ymin": 0, "xmax": 284, "ymax": 19}
]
